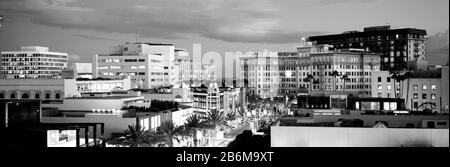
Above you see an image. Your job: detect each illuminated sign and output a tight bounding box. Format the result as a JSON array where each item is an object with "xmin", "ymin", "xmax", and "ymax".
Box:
[{"xmin": 47, "ymin": 130, "xmax": 77, "ymax": 147}]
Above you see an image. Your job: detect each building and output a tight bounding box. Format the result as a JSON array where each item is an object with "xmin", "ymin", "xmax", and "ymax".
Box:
[
  {"xmin": 0, "ymin": 79, "xmax": 78, "ymax": 103},
  {"xmin": 239, "ymin": 50, "xmax": 279, "ymax": 98},
  {"xmin": 371, "ymin": 71, "xmax": 399, "ymax": 98},
  {"xmin": 300, "ymin": 48, "xmax": 381, "ymax": 97},
  {"xmin": 138, "ymin": 81, "xmax": 193, "ymax": 103},
  {"xmin": 191, "ymin": 82, "xmax": 241, "ymax": 115},
  {"xmin": 75, "ymin": 77, "xmax": 131, "ymax": 94},
  {"xmin": 0, "ymin": 46, "xmax": 68, "ymax": 79},
  {"xmin": 72, "ymin": 63, "xmax": 93, "ymax": 79},
  {"xmin": 442, "ymin": 66, "xmax": 449, "ymax": 113},
  {"xmin": 309, "ymin": 25, "xmax": 427, "ymax": 71},
  {"xmin": 400, "ymin": 70, "xmax": 443, "ymax": 113},
  {"xmin": 1, "ymin": 99, "xmax": 105, "ymax": 147},
  {"xmin": 174, "ymin": 48, "xmax": 216, "ymax": 83},
  {"xmin": 93, "ymin": 42, "xmax": 176, "ymax": 89},
  {"xmin": 0, "ymin": 77, "xmax": 131, "ymax": 102},
  {"xmin": 239, "ymin": 43, "xmax": 381, "ymax": 99}
]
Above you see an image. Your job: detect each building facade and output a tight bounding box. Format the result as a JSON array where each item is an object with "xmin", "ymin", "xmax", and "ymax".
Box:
[
  {"xmin": 93, "ymin": 42, "xmax": 176, "ymax": 89},
  {"xmin": 309, "ymin": 26, "xmax": 427, "ymax": 71},
  {"xmin": 72, "ymin": 63, "xmax": 93, "ymax": 79},
  {"xmin": 0, "ymin": 79, "xmax": 78, "ymax": 103},
  {"xmin": 400, "ymin": 70, "xmax": 443, "ymax": 113},
  {"xmin": 239, "ymin": 44, "xmax": 381, "ymax": 99},
  {"xmin": 0, "ymin": 46, "xmax": 68, "ymax": 79},
  {"xmin": 191, "ymin": 82, "xmax": 241, "ymax": 115},
  {"xmin": 371, "ymin": 71, "xmax": 400, "ymax": 98}
]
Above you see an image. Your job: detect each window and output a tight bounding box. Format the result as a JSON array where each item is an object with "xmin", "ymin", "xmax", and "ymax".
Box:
[
  {"xmin": 124, "ymin": 47, "xmax": 128, "ymax": 51},
  {"xmin": 422, "ymin": 94, "xmax": 427, "ymax": 99},
  {"xmin": 378, "ymin": 85, "xmax": 382, "ymax": 90},
  {"xmin": 0, "ymin": 93, "xmax": 4, "ymax": 99},
  {"xmin": 21, "ymin": 93, "xmax": 29, "ymax": 99},
  {"xmin": 387, "ymin": 77, "xmax": 391, "ymax": 82},
  {"xmin": 413, "ymin": 102, "xmax": 418, "ymax": 109},
  {"xmin": 35, "ymin": 93, "xmax": 40, "ymax": 99},
  {"xmin": 387, "ymin": 85, "xmax": 391, "ymax": 90},
  {"xmin": 55, "ymin": 93, "xmax": 60, "ymax": 99},
  {"xmin": 45, "ymin": 93, "xmax": 51, "ymax": 99},
  {"xmin": 431, "ymin": 85, "xmax": 436, "ymax": 91},
  {"xmin": 431, "ymin": 94, "xmax": 436, "ymax": 100},
  {"xmin": 10, "ymin": 93, "xmax": 16, "ymax": 99},
  {"xmin": 437, "ymin": 122, "xmax": 447, "ymax": 126},
  {"xmin": 413, "ymin": 93, "xmax": 418, "ymax": 99},
  {"xmin": 378, "ymin": 93, "xmax": 382, "ymax": 97},
  {"xmin": 378, "ymin": 77, "xmax": 382, "ymax": 82},
  {"xmin": 422, "ymin": 85, "xmax": 427, "ymax": 90},
  {"xmin": 413, "ymin": 84, "xmax": 418, "ymax": 90}
]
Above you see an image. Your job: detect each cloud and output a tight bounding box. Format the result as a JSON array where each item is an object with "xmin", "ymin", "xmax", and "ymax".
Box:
[
  {"xmin": 72, "ymin": 33, "xmax": 116, "ymax": 41},
  {"xmin": 426, "ymin": 29, "xmax": 449, "ymax": 65},
  {"xmin": 68, "ymin": 54, "xmax": 80, "ymax": 62},
  {"xmin": 0, "ymin": 0, "xmax": 315, "ymax": 43}
]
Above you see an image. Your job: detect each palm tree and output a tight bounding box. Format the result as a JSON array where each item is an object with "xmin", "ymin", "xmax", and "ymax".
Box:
[
  {"xmin": 226, "ymin": 111, "xmax": 237, "ymax": 121},
  {"xmin": 400, "ymin": 71, "xmax": 413, "ymax": 110},
  {"xmin": 303, "ymin": 74, "xmax": 314, "ymax": 94},
  {"xmin": 157, "ymin": 120, "xmax": 183, "ymax": 147},
  {"xmin": 206, "ymin": 109, "xmax": 226, "ymax": 146},
  {"xmin": 340, "ymin": 74, "xmax": 350, "ymax": 92},
  {"xmin": 389, "ymin": 70, "xmax": 401, "ymax": 98},
  {"xmin": 185, "ymin": 114, "xmax": 203, "ymax": 147},
  {"xmin": 331, "ymin": 70, "xmax": 340, "ymax": 91},
  {"xmin": 113, "ymin": 124, "xmax": 151, "ymax": 147}
]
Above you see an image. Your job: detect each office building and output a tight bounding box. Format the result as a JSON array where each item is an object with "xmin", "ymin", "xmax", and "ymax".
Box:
[
  {"xmin": 0, "ymin": 46, "xmax": 68, "ymax": 79},
  {"xmin": 0, "ymin": 79, "xmax": 78, "ymax": 102},
  {"xmin": 72, "ymin": 63, "xmax": 93, "ymax": 79},
  {"xmin": 309, "ymin": 25, "xmax": 427, "ymax": 71},
  {"xmin": 93, "ymin": 42, "xmax": 176, "ymax": 89}
]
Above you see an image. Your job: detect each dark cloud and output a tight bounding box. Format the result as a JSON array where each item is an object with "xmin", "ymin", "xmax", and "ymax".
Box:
[
  {"xmin": 426, "ymin": 30, "xmax": 449, "ymax": 65},
  {"xmin": 72, "ymin": 33, "xmax": 116, "ymax": 41},
  {"xmin": 0, "ymin": 0, "xmax": 314, "ymax": 44}
]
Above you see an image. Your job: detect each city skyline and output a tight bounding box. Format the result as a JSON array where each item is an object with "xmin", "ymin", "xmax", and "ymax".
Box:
[{"xmin": 0, "ymin": 0, "xmax": 448, "ymax": 68}]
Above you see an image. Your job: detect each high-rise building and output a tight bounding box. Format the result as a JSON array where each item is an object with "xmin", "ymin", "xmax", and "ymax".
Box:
[
  {"xmin": 93, "ymin": 42, "xmax": 176, "ymax": 89},
  {"xmin": 308, "ymin": 25, "xmax": 427, "ymax": 71},
  {"xmin": 0, "ymin": 46, "xmax": 68, "ymax": 79}
]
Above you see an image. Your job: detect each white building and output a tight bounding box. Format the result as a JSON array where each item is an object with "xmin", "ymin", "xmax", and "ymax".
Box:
[
  {"xmin": 371, "ymin": 71, "xmax": 400, "ymax": 98},
  {"xmin": 93, "ymin": 42, "xmax": 176, "ymax": 89},
  {"xmin": 0, "ymin": 79, "xmax": 78, "ymax": 102},
  {"xmin": 72, "ymin": 63, "xmax": 92, "ymax": 79},
  {"xmin": 0, "ymin": 46, "xmax": 68, "ymax": 79},
  {"xmin": 75, "ymin": 77, "xmax": 131, "ymax": 93},
  {"xmin": 174, "ymin": 48, "xmax": 216, "ymax": 83}
]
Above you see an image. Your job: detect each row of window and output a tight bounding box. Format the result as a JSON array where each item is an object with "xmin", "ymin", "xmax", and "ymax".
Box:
[
  {"xmin": 1, "ymin": 54, "xmax": 67, "ymax": 59},
  {"xmin": 413, "ymin": 93, "xmax": 438, "ymax": 100},
  {"xmin": 0, "ymin": 93, "xmax": 60, "ymax": 99}
]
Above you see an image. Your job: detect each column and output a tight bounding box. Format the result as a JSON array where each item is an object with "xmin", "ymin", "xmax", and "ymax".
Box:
[
  {"xmin": 84, "ymin": 127, "xmax": 89, "ymax": 147},
  {"xmin": 93, "ymin": 125, "xmax": 97, "ymax": 147},
  {"xmin": 76, "ymin": 128, "xmax": 80, "ymax": 147}
]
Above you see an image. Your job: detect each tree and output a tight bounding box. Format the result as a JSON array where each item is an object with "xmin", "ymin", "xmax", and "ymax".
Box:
[
  {"xmin": 303, "ymin": 74, "xmax": 314, "ymax": 93},
  {"xmin": 157, "ymin": 120, "xmax": 183, "ymax": 147},
  {"xmin": 185, "ymin": 114, "xmax": 203, "ymax": 147},
  {"xmin": 331, "ymin": 70, "xmax": 340, "ymax": 91},
  {"xmin": 112, "ymin": 124, "xmax": 152, "ymax": 147},
  {"xmin": 340, "ymin": 74, "xmax": 350, "ymax": 92},
  {"xmin": 226, "ymin": 111, "xmax": 237, "ymax": 121},
  {"xmin": 390, "ymin": 70, "xmax": 401, "ymax": 98},
  {"xmin": 206, "ymin": 109, "xmax": 226, "ymax": 146}
]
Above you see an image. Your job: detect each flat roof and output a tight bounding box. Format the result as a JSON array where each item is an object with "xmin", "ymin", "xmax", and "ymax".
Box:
[{"xmin": 65, "ymin": 96, "xmax": 142, "ymax": 100}]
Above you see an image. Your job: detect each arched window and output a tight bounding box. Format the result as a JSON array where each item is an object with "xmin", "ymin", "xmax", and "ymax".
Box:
[
  {"xmin": 10, "ymin": 93, "xmax": 16, "ymax": 99},
  {"xmin": 21, "ymin": 93, "xmax": 29, "ymax": 99},
  {"xmin": 45, "ymin": 93, "xmax": 51, "ymax": 99},
  {"xmin": 55, "ymin": 93, "xmax": 61, "ymax": 99},
  {"xmin": 35, "ymin": 93, "xmax": 40, "ymax": 99},
  {"xmin": 0, "ymin": 93, "xmax": 4, "ymax": 99}
]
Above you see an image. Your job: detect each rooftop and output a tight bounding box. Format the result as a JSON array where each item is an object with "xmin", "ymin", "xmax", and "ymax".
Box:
[{"xmin": 65, "ymin": 96, "xmax": 142, "ymax": 100}]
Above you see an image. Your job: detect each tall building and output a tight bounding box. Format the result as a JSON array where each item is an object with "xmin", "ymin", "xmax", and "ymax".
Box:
[
  {"xmin": 0, "ymin": 46, "xmax": 68, "ymax": 79},
  {"xmin": 93, "ymin": 42, "xmax": 176, "ymax": 89},
  {"xmin": 370, "ymin": 71, "xmax": 400, "ymax": 98},
  {"xmin": 308, "ymin": 25, "xmax": 427, "ymax": 71}
]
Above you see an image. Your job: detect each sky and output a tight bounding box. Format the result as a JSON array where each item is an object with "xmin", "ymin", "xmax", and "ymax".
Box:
[{"xmin": 0, "ymin": 0, "xmax": 448, "ymax": 70}]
